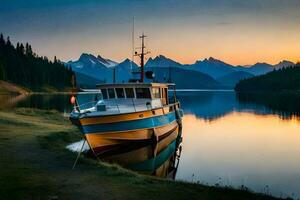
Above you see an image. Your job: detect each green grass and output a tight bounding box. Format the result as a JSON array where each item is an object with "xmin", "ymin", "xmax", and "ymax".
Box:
[{"xmin": 0, "ymin": 108, "xmax": 289, "ymax": 200}]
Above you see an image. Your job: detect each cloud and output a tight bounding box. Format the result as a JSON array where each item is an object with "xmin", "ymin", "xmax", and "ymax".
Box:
[{"xmin": 216, "ymin": 22, "xmax": 232, "ymax": 26}]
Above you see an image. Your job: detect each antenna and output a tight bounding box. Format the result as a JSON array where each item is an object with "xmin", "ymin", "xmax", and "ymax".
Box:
[
  {"xmin": 113, "ymin": 68, "xmax": 116, "ymax": 83},
  {"xmin": 168, "ymin": 65, "xmax": 172, "ymax": 83},
  {"xmin": 135, "ymin": 33, "xmax": 150, "ymax": 82},
  {"xmin": 131, "ymin": 16, "xmax": 135, "ymax": 70}
]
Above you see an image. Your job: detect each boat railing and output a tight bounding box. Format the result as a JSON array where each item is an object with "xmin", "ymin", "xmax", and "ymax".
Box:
[
  {"xmin": 74, "ymin": 98, "xmax": 163, "ymax": 114},
  {"xmin": 74, "ymin": 101, "xmax": 98, "ymax": 112},
  {"xmin": 100, "ymin": 99, "xmax": 155, "ymax": 114}
]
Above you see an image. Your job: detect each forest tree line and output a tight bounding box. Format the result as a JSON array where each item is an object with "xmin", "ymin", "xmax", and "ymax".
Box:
[
  {"xmin": 235, "ymin": 64, "xmax": 300, "ymax": 92},
  {"xmin": 0, "ymin": 33, "xmax": 74, "ymax": 90}
]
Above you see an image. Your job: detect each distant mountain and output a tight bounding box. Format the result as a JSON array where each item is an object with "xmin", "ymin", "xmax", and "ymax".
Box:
[
  {"xmin": 66, "ymin": 52, "xmax": 296, "ymax": 89},
  {"xmin": 187, "ymin": 57, "xmax": 236, "ymax": 79},
  {"xmin": 67, "ymin": 54, "xmax": 137, "ymax": 87},
  {"xmin": 116, "ymin": 58, "xmax": 138, "ymax": 71},
  {"xmin": 235, "ymin": 62, "xmax": 273, "ymax": 76},
  {"xmin": 72, "ymin": 53, "xmax": 106, "ymax": 68},
  {"xmin": 145, "ymin": 55, "xmax": 182, "ymax": 68},
  {"xmin": 146, "ymin": 56, "xmax": 238, "ymax": 79},
  {"xmin": 146, "ymin": 66, "xmax": 221, "ymax": 89},
  {"xmin": 217, "ymin": 71, "xmax": 254, "ymax": 88},
  {"xmin": 67, "ymin": 53, "xmax": 114, "ymax": 84},
  {"xmin": 114, "ymin": 59, "xmax": 138, "ymax": 83},
  {"xmin": 235, "ymin": 65, "xmax": 300, "ymax": 92},
  {"xmin": 234, "ymin": 61, "xmax": 295, "ymax": 76},
  {"xmin": 97, "ymin": 55, "xmax": 118, "ymax": 67},
  {"xmin": 274, "ymin": 60, "xmax": 294, "ymax": 70}
]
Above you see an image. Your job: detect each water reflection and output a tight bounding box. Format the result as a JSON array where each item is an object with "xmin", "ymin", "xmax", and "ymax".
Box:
[
  {"xmin": 0, "ymin": 93, "xmax": 27, "ymax": 108},
  {"xmin": 237, "ymin": 92, "xmax": 300, "ymax": 119},
  {"xmin": 177, "ymin": 91, "xmax": 300, "ymax": 120},
  {"xmin": 88, "ymin": 129, "xmax": 182, "ymax": 178},
  {"xmin": 0, "ymin": 94, "xmax": 72, "ymax": 112},
  {"xmin": 178, "ymin": 112, "xmax": 300, "ymax": 198}
]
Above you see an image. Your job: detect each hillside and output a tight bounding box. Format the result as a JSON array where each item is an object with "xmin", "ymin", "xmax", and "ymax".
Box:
[
  {"xmin": 74, "ymin": 72, "xmax": 104, "ymax": 88},
  {"xmin": 235, "ymin": 65, "xmax": 300, "ymax": 92},
  {"xmin": 217, "ymin": 71, "xmax": 254, "ymax": 88},
  {"xmin": 0, "ymin": 34, "xmax": 74, "ymax": 91}
]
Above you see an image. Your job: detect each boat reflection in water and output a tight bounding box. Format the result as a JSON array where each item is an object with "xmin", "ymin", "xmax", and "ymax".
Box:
[{"xmin": 90, "ymin": 128, "xmax": 182, "ymax": 179}]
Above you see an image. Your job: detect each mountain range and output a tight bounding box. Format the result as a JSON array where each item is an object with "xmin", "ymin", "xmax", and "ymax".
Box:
[{"xmin": 66, "ymin": 53, "xmax": 296, "ymax": 89}]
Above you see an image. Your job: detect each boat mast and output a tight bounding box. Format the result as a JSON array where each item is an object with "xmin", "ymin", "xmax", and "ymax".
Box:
[
  {"xmin": 135, "ymin": 33, "xmax": 149, "ymax": 82},
  {"xmin": 140, "ymin": 34, "xmax": 146, "ymax": 82}
]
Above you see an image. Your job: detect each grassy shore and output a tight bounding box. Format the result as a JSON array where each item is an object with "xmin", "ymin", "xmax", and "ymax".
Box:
[{"xmin": 0, "ymin": 108, "xmax": 288, "ymax": 200}]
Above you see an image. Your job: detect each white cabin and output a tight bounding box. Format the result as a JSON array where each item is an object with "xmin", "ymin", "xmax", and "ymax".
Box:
[{"xmin": 76, "ymin": 83, "xmax": 176, "ymax": 115}]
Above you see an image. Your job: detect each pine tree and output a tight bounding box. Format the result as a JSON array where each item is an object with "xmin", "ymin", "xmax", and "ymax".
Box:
[
  {"xmin": 0, "ymin": 34, "xmax": 4, "ymax": 45},
  {"xmin": 25, "ymin": 43, "xmax": 33, "ymax": 56},
  {"xmin": 6, "ymin": 37, "xmax": 11, "ymax": 46},
  {"xmin": 0, "ymin": 59, "xmax": 6, "ymax": 80},
  {"xmin": 19, "ymin": 43, "xmax": 25, "ymax": 55}
]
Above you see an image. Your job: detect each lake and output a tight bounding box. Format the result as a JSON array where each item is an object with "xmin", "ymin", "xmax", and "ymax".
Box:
[{"xmin": 1, "ymin": 91, "xmax": 300, "ymax": 199}]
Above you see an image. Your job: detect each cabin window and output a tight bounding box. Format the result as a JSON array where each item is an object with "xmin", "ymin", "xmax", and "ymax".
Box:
[
  {"xmin": 125, "ymin": 88, "xmax": 135, "ymax": 98},
  {"xmin": 94, "ymin": 93, "xmax": 103, "ymax": 101},
  {"xmin": 161, "ymin": 88, "xmax": 168, "ymax": 105},
  {"xmin": 101, "ymin": 89, "xmax": 108, "ymax": 99},
  {"xmin": 108, "ymin": 88, "xmax": 116, "ymax": 99},
  {"xmin": 164, "ymin": 88, "xmax": 169, "ymax": 104},
  {"xmin": 116, "ymin": 88, "xmax": 125, "ymax": 98},
  {"xmin": 135, "ymin": 88, "xmax": 151, "ymax": 99},
  {"xmin": 152, "ymin": 88, "xmax": 161, "ymax": 98}
]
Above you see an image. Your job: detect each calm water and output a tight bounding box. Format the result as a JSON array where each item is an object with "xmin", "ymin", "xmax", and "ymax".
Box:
[{"xmin": 2, "ymin": 91, "xmax": 300, "ymax": 198}]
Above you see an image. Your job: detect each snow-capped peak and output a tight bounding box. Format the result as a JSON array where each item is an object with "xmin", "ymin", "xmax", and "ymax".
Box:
[
  {"xmin": 97, "ymin": 55, "xmax": 118, "ymax": 67},
  {"xmin": 79, "ymin": 53, "xmax": 99, "ymax": 66}
]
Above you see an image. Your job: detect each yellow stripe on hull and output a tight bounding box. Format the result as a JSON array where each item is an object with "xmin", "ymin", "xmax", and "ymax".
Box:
[
  {"xmin": 80, "ymin": 103, "xmax": 179, "ymax": 126},
  {"xmin": 85, "ymin": 121, "xmax": 179, "ymax": 154}
]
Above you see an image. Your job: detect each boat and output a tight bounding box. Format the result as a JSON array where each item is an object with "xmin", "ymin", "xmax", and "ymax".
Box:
[{"xmin": 69, "ymin": 34, "xmax": 183, "ymax": 157}]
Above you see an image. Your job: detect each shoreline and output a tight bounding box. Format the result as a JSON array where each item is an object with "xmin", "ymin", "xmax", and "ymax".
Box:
[
  {"xmin": 0, "ymin": 108, "xmax": 286, "ymax": 200},
  {"xmin": 0, "ymin": 80, "xmax": 78, "ymax": 95},
  {"xmin": 0, "ymin": 80, "xmax": 31, "ymax": 95}
]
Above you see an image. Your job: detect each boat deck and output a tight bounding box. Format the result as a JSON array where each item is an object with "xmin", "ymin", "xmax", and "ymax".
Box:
[{"xmin": 75, "ymin": 98, "xmax": 164, "ymax": 116}]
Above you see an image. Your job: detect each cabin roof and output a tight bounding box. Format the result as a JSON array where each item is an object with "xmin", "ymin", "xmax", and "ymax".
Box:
[{"xmin": 95, "ymin": 82, "xmax": 175, "ymax": 89}]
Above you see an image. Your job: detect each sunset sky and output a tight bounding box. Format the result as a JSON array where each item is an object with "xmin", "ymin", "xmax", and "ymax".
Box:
[{"xmin": 1, "ymin": 0, "xmax": 300, "ymax": 65}]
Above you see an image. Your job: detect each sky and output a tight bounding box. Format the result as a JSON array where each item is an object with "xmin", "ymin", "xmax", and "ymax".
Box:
[{"xmin": 1, "ymin": 0, "xmax": 300, "ymax": 65}]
